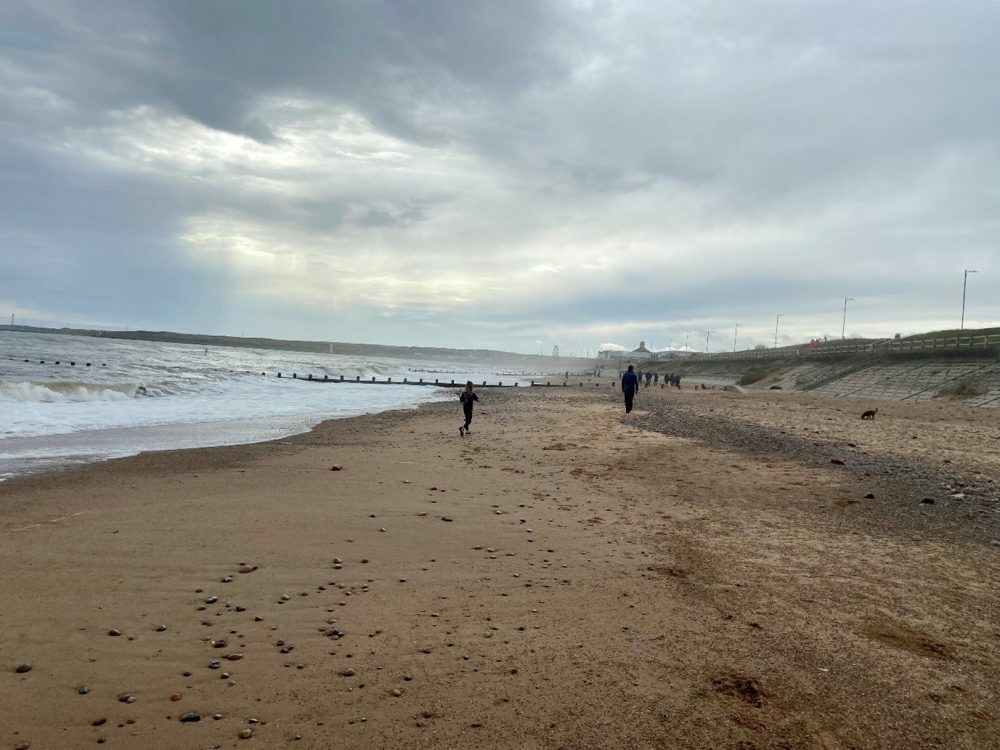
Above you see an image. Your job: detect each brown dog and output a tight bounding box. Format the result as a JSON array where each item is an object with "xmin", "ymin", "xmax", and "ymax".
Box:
[{"xmin": 861, "ymin": 408, "xmax": 878, "ymax": 420}]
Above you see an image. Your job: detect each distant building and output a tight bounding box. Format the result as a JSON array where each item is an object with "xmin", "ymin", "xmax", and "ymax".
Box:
[
  {"xmin": 598, "ymin": 340, "xmax": 654, "ymax": 360},
  {"xmin": 629, "ymin": 341, "xmax": 653, "ymax": 360}
]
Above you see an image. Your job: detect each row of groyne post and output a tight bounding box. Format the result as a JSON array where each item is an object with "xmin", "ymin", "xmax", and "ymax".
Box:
[
  {"xmin": 279, "ymin": 372, "xmax": 614, "ymax": 388},
  {"xmin": 8, "ymin": 356, "xmax": 612, "ymax": 388},
  {"xmin": 17, "ymin": 359, "xmax": 107, "ymax": 367}
]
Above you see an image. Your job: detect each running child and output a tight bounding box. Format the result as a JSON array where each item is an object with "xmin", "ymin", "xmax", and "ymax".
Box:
[{"xmin": 459, "ymin": 381, "xmax": 480, "ymax": 436}]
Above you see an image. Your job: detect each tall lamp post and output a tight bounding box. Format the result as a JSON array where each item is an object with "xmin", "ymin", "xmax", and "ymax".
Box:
[
  {"xmin": 706, "ymin": 330, "xmax": 711, "ymax": 353},
  {"xmin": 841, "ymin": 297, "xmax": 854, "ymax": 340},
  {"xmin": 733, "ymin": 323, "xmax": 740, "ymax": 352},
  {"xmin": 961, "ymin": 269, "xmax": 977, "ymax": 330},
  {"xmin": 774, "ymin": 314, "xmax": 783, "ymax": 348}
]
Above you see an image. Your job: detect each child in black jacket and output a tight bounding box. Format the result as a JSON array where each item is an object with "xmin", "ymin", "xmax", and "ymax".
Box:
[{"xmin": 459, "ymin": 381, "xmax": 480, "ymax": 436}]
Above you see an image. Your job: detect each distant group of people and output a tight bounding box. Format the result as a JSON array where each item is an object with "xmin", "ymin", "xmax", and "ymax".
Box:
[
  {"xmin": 630, "ymin": 368, "xmax": 682, "ymax": 389},
  {"xmin": 619, "ymin": 365, "xmax": 683, "ymax": 413}
]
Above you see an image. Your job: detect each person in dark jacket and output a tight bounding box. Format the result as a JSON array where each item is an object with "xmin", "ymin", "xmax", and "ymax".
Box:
[
  {"xmin": 459, "ymin": 381, "xmax": 480, "ymax": 436},
  {"xmin": 621, "ymin": 364, "xmax": 639, "ymax": 413}
]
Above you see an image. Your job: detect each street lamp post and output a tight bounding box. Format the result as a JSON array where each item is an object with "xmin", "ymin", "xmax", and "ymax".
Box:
[
  {"xmin": 733, "ymin": 323, "xmax": 740, "ymax": 353},
  {"xmin": 961, "ymin": 269, "xmax": 978, "ymax": 330},
  {"xmin": 774, "ymin": 314, "xmax": 783, "ymax": 348},
  {"xmin": 706, "ymin": 331, "xmax": 711, "ymax": 353},
  {"xmin": 841, "ymin": 298, "xmax": 854, "ymax": 340}
]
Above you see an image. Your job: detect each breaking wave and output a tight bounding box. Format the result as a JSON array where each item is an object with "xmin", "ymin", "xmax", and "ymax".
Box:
[{"xmin": 0, "ymin": 381, "xmax": 143, "ymax": 403}]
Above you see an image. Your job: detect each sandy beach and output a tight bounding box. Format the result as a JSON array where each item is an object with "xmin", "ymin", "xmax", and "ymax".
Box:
[{"xmin": 2, "ymin": 386, "xmax": 998, "ymax": 749}]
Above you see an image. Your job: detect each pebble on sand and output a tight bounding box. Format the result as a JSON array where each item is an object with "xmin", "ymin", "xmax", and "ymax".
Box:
[
  {"xmin": 180, "ymin": 712, "xmax": 201, "ymax": 722},
  {"xmin": 239, "ymin": 564, "xmax": 258, "ymax": 573},
  {"xmin": 170, "ymin": 693, "xmax": 182, "ymax": 701},
  {"xmin": 441, "ymin": 516, "xmax": 454, "ymax": 522},
  {"xmin": 240, "ymin": 728, "xmax": 254, "ymax": 739},
  {"xmin": 15, "ymin": 663, "xmax": 32, "ymax": 673},
  {"xmin": 330, "ymin": 465, "xmax": 343, "ymax": 472},
  {"xmin": 338, "ymin": 668, "xmax": 356, "ymax": 677},
  {"xmin": 107, "ymin": 629, "xmax": 122, "ymax": 637}
]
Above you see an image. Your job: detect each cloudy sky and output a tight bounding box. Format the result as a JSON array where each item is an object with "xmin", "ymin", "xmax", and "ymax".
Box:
[{"xmin": 2, "ymin": 1, "xmax": 998, "ymax": 354}]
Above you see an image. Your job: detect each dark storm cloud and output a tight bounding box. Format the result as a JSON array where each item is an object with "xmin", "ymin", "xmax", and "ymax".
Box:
[
  {"xmin": 1, "ymin": 0, "xmax": 998, "ymax": 350},
  {"xmin": 3, "ymin": 0, "xmax": 576, "ymax": 140}
]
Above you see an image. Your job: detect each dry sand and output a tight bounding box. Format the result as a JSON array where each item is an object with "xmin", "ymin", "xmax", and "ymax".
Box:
[{"xmin": 1, "ymin": 386, "xmax": 998, "ymax": 749}]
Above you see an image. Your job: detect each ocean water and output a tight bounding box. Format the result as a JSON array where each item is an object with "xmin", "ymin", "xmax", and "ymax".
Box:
[{"xmin": 0, "ymin": 331, "xmax": 527, "ymax": 479}]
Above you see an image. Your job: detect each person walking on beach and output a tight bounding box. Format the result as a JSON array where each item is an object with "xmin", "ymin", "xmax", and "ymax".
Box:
[
  {"xmin": 459, "ymin": 381, "xmax": 480, "ymax": 436},
  {"xmin": 621, "ymin": 364, "xmax": 639, "ymax": 414}
]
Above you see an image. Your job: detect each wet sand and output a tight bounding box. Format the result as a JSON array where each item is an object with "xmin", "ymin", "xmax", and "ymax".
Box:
[{"xmin": 2, "ymin": 387, "xmax": 998, "ymax": 749}]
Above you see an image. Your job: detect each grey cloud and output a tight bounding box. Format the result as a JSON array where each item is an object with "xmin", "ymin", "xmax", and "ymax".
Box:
[{"xmin": 1, "ymin": 0, "xmax": 998, "ymax": 352}]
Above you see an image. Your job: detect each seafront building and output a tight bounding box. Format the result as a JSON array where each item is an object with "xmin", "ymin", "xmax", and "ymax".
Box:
[{"xmin": 598, "ymin": 340, "xmax": 695, "ymax": 361}]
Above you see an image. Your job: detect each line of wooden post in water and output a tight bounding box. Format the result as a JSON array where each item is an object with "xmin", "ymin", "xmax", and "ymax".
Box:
[
  {"xmin": 17, "ymin": 359, "xmax": 107, "ymax": 367},
  {"xmin": 275, "ymin": 372, "xmax": 616, "ymax": 388},
  {"xmin": 5, "ymin": 357, "xmax": 613, "ymax": 388}
]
